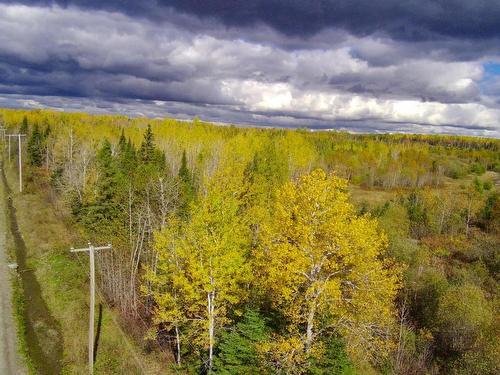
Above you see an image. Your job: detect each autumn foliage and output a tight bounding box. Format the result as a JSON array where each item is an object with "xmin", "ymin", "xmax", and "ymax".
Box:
[{"xmin": 1, "ymin": 108, "xmax": 498, "ymax": 374}]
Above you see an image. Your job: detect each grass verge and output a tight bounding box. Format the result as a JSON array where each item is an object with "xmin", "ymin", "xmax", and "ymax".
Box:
[
  {"xmin": 4, "ymin": 162, "xmax": 169, "ymax": 374},
  {"xmin": 11, "ymin": 275, "xmax": 36, "ymax": 374}
]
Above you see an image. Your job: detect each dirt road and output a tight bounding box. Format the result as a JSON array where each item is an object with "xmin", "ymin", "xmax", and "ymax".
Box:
[{"xmin": 0, "ymin": 163, "xmax": 23, "ymax": 375}]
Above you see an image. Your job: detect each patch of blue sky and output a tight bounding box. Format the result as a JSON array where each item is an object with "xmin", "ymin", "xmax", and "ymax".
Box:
[
  {"xmin": 483, "ymin": 62, "xmax": 500, "ymax": 75},
  {"xmin": 479, "ymin": 62, "xmax": 500, "ymax": 93}
]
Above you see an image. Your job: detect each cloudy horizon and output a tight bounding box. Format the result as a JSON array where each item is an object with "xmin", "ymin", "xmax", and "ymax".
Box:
[{"xmin": 1, "ymin": 1, "xmax": 500, "ymax": 137}]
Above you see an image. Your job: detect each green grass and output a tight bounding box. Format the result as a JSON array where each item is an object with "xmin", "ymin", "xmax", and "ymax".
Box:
[
  {"xmin": 349, "ymin": 185, "xmax": 398, "ymax": 208},
  {"xmin": 348, "ymin": 171, "xmax": 500, "ymax": 212},
  {"xmin": 11, "ymin": 268, "xmax": 36, "ymax": 374},
  {"xmin": 1, "ymin": 163, "xmax": 31, "ymax": 374}
]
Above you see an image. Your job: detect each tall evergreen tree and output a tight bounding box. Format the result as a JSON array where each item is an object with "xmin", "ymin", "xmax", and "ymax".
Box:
[
  {"xmin": 117, "ymin": 130, "xmax": 137, "ymax": 172},
  {"xmin": 27, "ymin": 123, "xmax": 43, "ymax": 166},
  {"xmin": 118, "ymin": 128, "xmax": 127, "ymax": 153},
  {"xmin": 178, "ymin": 150, "xmax": 190, "ymax": 182},
  {"xmin": 96, "ymin": 139, "xmax": 117, "ymax": 205},
  {"xmin": 81, "ymin": 139, "xmax": 120, "ymax": 232},
  {"xmin": 20, "ymin": 115, "xmax": 28, "ymax": 134},
  {"xmin": 43, "ymin": 123, "xmax": 51, "ymax": 138},
  {"xmin": 178, "ymin": 150, "xmax": 195, "ymax": 218},
  {"xmin": 139, "ymin": 124, "xmax": 155, "ymax": 164}
]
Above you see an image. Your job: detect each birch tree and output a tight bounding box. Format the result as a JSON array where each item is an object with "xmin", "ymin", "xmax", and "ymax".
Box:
[
  {"xmin": 147, "ymin": 170, "xmax": 252, "ymax": 372},
  {"xmin": 257, "ymin": 169, "xmax": 401, "ymax": 366}
]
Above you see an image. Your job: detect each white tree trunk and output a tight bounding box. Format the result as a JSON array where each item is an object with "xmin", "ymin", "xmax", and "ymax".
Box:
[
  {"xmin": 207, "ymin": 288, "xmax": 215, "ymax": 373},
  {"xmin": 305, "ymin": 302, "xmax": 316, "ymax": 353},
  {"xmin": 175, "ymin": 326, "xmax": 181, "ymax": 366}
]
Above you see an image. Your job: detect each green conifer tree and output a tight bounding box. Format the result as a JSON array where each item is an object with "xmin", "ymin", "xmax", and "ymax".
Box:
[
  {"xmin": 27, "ymin": 123, "xmax": 43, "ymax": 166},
  {"xmin": 96, "ymin": 139, "xmax": 117, "ymax": 205},
  {"xmin": 214, "ymin": 309, "xmax": 269, "ymax": 374},
  {"xmin": 81, "ymin": 139, "xmax": 119, "ymax": 232},
  {"xmin": 118, "ymin": 128, "xmax": 127, "ymax": 153},
  {"xmin": 117, "ymin": 131, "xmax": 137, "ymax": 172},
  {"xmin": 20, "ymin": 115, "xmax": 28, "ymax": 134},
  {"xmin": 178, "ymin": 150, "xmax": 195, "ymax": 218},
  {"xmin": 139, "ymin": 124, "xmax": 155, "ymax": 164},
  {"xmin": 43, "ymin": 123, "xmax": 51, "ymax": 138},
  {"xmin": 308, "ymin": 337, "xmax": 356, "ymax": 375}
]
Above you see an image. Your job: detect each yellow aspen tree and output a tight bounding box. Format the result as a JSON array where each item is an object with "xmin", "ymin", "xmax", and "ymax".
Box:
[
  {"xmin": 143, "ymin": 217, "xmax": 187, "ymax": 366},
  {"xmin": 257, "ymin": 169, "xmax": 401, "ymax": 364},
  {"xmin": 147, "ymin": 169, "xmax": 252, "ymax": 373}
]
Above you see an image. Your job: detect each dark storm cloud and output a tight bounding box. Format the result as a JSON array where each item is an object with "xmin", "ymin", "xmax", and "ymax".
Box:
[
  {"xmin": 6, "ymin": 0, "xmax": 500, "ymax": 68},
  {"xmin": 7, "ymin": 0, "xmax": 500, "ymax": 41},
  {"xmin": 0, "ymin": 6, "xmax": 238, "ymax": 105},
  {"xmin": 0, "ymin": 1, "xmax": 499, "ymax": 136},
  {"xmin": 167, "ymin": 0, "xmax": 500, "ymax": 41}
]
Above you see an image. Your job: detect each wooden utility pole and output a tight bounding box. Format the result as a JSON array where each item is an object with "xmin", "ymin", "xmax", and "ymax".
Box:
[
  {"xmin": 70, "ymin": 242, "xmax": 112, "ymax": 375},
  {"xmin": 17, "ymin": 134, "xmax": 24, "ymax": 192},
  {"xmin": 6, "ymin": 133, "xmax": 26, "ymax": 192},
  {"xmin": 0, "ymin": 127, "xmax": 5, "ymax": 155},
  {"xmin": 6, "ymin": 133, "xmax": 12, "ymax": 162}
]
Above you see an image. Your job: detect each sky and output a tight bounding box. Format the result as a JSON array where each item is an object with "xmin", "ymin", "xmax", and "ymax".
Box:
[{"xmin": 1, "ymin": 1, "xmax": 500, "ymax": 137}]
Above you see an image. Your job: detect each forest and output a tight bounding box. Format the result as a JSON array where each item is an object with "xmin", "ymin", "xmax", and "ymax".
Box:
[{"xmin": 1, "ymin": 108, "xmax": 499, "ymax": 374}]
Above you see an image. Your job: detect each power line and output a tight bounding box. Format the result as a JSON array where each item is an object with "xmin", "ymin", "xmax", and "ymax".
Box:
[
  {"xmin": 72, "ymin": 250, "xmax": 153, "ymax": 374},
  {"xmin": 5, "ymin": 133, "xmax": 26, "ymax": 192},
  {"xmin": 70, "ymin": 242, "xmax": 112, "ymax": 375}
]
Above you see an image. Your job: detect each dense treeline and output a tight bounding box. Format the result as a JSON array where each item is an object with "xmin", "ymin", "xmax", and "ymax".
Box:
[{"xmin": 1, "ymin": 108, "xmax": 498, "ymax": 374}]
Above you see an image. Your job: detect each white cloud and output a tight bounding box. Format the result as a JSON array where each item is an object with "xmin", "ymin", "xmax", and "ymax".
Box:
[
  {"xmin": 0, "ymin": 3, "xmax": 498, "ymax": 136},
  {"xmin": 221, "ymin": 79, "xmax": 499, "ymax": 130}
]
